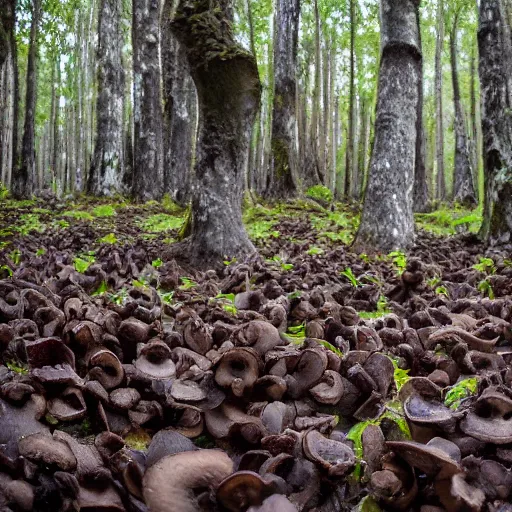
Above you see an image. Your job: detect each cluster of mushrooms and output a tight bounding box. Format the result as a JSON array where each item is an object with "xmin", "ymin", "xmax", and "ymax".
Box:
[{"xmin": 0, "ymin": 223, "xmax": 512, "ymax": 511}]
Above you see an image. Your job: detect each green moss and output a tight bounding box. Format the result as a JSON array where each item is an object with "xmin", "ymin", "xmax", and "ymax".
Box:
[
  {"xmin": 93, "ymin": 205, "xmax": 116, "ymax": 218},
  {"xmin": 62, "ymin": 210, "xmax": 94, "ymax": 221},
  {"xmin": 124, "ymin": 429, "xmax": 151, "ymax": 451},
  {"xmin": 6, "ymin": 360, "xmax": 29, "ymax": 375},
  {"xmin": 444, "ymin": 378, "xmax": 478, "ymax": 410},
  {"xmin": 142, "ymin": 214, "xmax": 184, "ymax": 233},
  {"xmin": 306, "ymin": 185, "xmax": 333, "ymax": 203}
]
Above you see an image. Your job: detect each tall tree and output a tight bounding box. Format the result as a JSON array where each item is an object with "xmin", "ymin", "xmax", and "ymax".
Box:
[
  {"xmin": 353, "ymin": 0, "xmax": 421, "ymax": 252},
  {"xmin": 13, "ymin": 0, "xmax": 42, "ymax": 199},
  {"xmin": 435, "ymin": 0, "xmax": 446, "ymax": 201},
  {"xmin": 167, "ymin": 0, "xmax": 261, "ymax": 268},
  {"xmin": 413, "ymin": 7, "xmax": 429, "ymax": 213},
  {"xmin": 450, "ymin": 7, "xmax": 477, "ymax": 206},
  {"xmin": 345, "ymin": 0, "xmax": 355, "ymax": 198},
  {"xmin": 132, "ymin": 0, "xmax": 164, "ymax": 201},
  {"xmin": 265, "ymin": 0, "xmax": 300, "ymax": 199},
  {"xmin": 161, "ymin": 0, "xmax": 196, "ymax": 206},
  {"xmin": 478, "ymin": 0, "xmax": 512, "ymax": 244},
  {"xmin": 88, "ymin": 0, "xmax": 125, "ymax": 196},
  {"xmin": 0, "ymin": 0, "xmax": 15, "ymax": 69}
]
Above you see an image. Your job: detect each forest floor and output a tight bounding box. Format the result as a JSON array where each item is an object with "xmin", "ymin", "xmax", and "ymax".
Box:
[{"xmin": 0, "ymin": 196, "xmax": 510, "ymax": 511}]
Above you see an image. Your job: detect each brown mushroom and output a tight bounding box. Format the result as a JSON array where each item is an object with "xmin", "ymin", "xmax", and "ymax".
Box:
[
  {"xmin": 25, "ymin": 337, "xmax": 76, "ymax": 369},
  {"xmin": 143, "ymin": 450, "xmax": 233, "ymax": 512},
  {"xmin": 48, "ymin": 387, "xmax": 87, "ymax": 421},
  {"xmin": 217, "ymin": 471, "xmax": 275, "ymax": 512},
  {"xmin": 88, "ymin": 348, "xmax": 125, "ymax": 390},
  {"xmin": 110, "ymin": 388, "xmax": 141, "ymax": 410},
  {"xmin": 134, "ymin": 341, "xmax": 175, "ymax": 380},
  {"xmin": 215, "ymin": 347, "xmax": 261, "ymax": 397},
  {"xmin": 309, "ymin": 370, "xmax": 344, "ymax": 405},
  {"xmin": 19, "ymin": 432, "xmax": 77, "ymax": 471}
]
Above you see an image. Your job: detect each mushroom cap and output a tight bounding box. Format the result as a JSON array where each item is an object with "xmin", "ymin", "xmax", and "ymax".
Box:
[
  {"xmin": 110, "ymin": 388, "xmax": 141, "ymax": 410},
  {"xmin": 146, "ymin": 429, "xmax": 197, "ymax": 469},
  {"xmin": 88, "ymin": 349, "xmax": 125, "ymax": 390},
  {"xmin": 460, "ymin": 389, "xmax": 512, "ymax": 444},
  {"xmin": 387, "ymin": 440, "xmax": 462, "ymax": 480},
  {"xmin": 170, "ymin": 380, "xmax": 207, "ymax": 402},
  {"xmin": 25, "ymin": 337, "xmax": 76, "ymax": 369},
  {"xmin": 309, "ymin": 370, "xmax": 344, "ymax": 405},
  {"xmin": 215, "ymin": 347, "xmax": 261, "ymax": 397},
  {"xmin": 247, "ymin": 494, "xmax": 297, "ymax": 512},
  {"xmin": 143, "ymin": 450, "xmax": 233, "ymax": 512},
  {"xmin": 404, "ymin": 394, "xmax": 455, "ymax": 426},
  {"xmin": 48, "ymin": 387, "xmax": 87, "ymax": 421},
  {"xmin": 134, "ymin": 341, "xmax": 176, "ymax": 380},
  {"xmin": 18, "ymin": 432, "xmax": 77, "ymax": 471},
  {"xmin": 302, "ymin": 430, "xmax": 355, "ymax": 477},
  {"xmin": 217, "ymin": 471, "xmax": 272, "ymax": 512}
]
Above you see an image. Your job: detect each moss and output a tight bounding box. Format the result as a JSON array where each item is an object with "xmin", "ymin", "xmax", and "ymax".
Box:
[{"xmin": 124, "ymin": 429, "xmax": 151, "ymax": 451}]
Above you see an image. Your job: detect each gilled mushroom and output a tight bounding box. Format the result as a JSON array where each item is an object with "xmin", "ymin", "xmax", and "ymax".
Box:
[
  {"xmin": 88, "ymin": 348, "xmax": 125, "ymax": 390},
  {"xmin": 460, "ymin": 388, "xmax": 512, "ymax": 444},
  {"xmin": 215, "ymin": 347, "xmax": 261, "ymax": 397},
  {"xmin": 48, "ymin": 387, "xmax": 87, "ymax": 421},
  {"xmin": 134, "ymin": 340, "xmax": 176, "ymax": 380},
  {"xmin": 143, "ymin": 450, "xmax": 233, "ymax": 512},
  {"xmin": 302, "ymin": 430, "xmax": 355, "ymax": 477}
]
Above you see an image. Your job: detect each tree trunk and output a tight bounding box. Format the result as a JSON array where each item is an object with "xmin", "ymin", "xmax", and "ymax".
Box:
[
  {"xmin": 413, "ymin": 7, "xmax": 429, "ymax": 213},
  {"xmin": 478, "ymin": 0, "xmax": 512, "ymax": 245},
  {"xmin": 167, "ymin": 0, "xmax": 261, "ymax": 269},
  {"xmin": 357, "ymin": 97, "xmax": 368, "ymax": 199},
  {"xmin": 345, "ymin": 0, "xmax": 355, "ymax": 198},
  {"xmin": 132, "ymin": 0, "xmax": 164, "ymax": 201},
  {"xmin": 88, "ymin": 0, "xmax": 125, "ymax": 196},
  {"xmin": 469, "ymin": 41, "xmax": 479, "ymax": 198},
  {"xmin": 266, "ymin": 0, "xmax": 300, "ymax": 199},
  {"xmin": 450, "ymin": 12, "xmax": 477, "ymax": 207},
  {"xmin": 0, "ymin": 0, "xmax": 15, "ymax": 69},
  {"xmin": 353, "ymin": 0, "xmax": 421, "ymax": 252},
  {"xmin": 161, "ymin": 0, "xmax": 197, "ymax": 207},
  {"xmin": 435, "ymin": 0, "xmax": 446, "ymax": 201},
  {"xmin": 13, "ymin": 0, "xmax": 41, "ymax": 199}
]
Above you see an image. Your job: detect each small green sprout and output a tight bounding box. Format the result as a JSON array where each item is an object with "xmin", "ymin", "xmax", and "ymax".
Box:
[{"xmin": 340, "ymin": 268, "xmax": 360, "ymax": 287}]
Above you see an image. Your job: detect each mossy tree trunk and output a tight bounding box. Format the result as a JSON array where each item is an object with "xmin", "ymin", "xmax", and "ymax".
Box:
[
  {"xmin": 450, "ymin": 11, "xmax": 477, "ymax": 207},
  {"xmin": 132, "ymin": 0, "xmax": 164, "ymax": 202},
  {"xmin": 478, "ymin": 0, "xmax": 512, "ymax": 246},
  {"xmin": 265, "ymin": 0, "xmax": 300, "ymax": 199},
  {"xmin": 435, "ymin": 0, "xmax": 446, "ymax": 201},
  {"xmin": 168, "ymin": 0, "xmax": 261, "ymax": 269},
  {"xmin": 353, "ymin": 0, "xmax": 421, "ymax": 252},
  {"xmin": 161, "ymin": 0, "xmax": 197, "ymax": 207},
  {"xmin": 13, "ymin": 0, "xmax": 41, "ymax": 199},
  {"xmin": 88, "ymin": 0, "xmax": 125, "ymax": 196}
]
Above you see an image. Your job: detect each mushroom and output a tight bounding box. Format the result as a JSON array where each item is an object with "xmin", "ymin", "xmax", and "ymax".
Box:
[
  {"xmin": 19, "ymin": 432, "xmax": 77, "ymax": 471},
  {"xmin": 309, "ymin": 370, "xmax": 344, "ymax": 405},
  {"xmin": 146, "ymin": 429, "xmax": 197, "ymax": 468},
  {"xmin": 88, "ymin": 348, "xmax": 125, "ymax": 390},
  {"xmin": 143, "ymin": 450, "xmax": 233, "ymax": 512},
  {"xmin": 25, "ymin": 337, "xmax": 75, "ymax": 369},
  {"xmin": 48, "ymin": 387, "xmax": 87, "ymax": 421},
  {"xmin": 134, "ymin": 340, "xmax": 176, "ymax": 380},
  {"xmin": 302, "ymin": 430, "xmax": 355, "ymax": 477},
  {"xmin": 426, "ymin": 326, "xmax": 498, "ymax": 353},
  {"xmin": 215, "ymin": 347, "xmax": 261, "ymax": 397},
  {"xmin": 233, "ymin": 320, "xmax": 284, "ymax": 355},
  {"xmin": 460, "ymin": 388, "xmax": 512, "ymax": 444},
  {"xmin": 285, "ymin": 348, "xmax": 328, "ymax": 399},
  {"xmin": 247, "ymin": 494, "xmax": 297, "ymax": 512},
  {"xmin": 110, "ymin": 388, "xmax": 141, "ymax": 410}
]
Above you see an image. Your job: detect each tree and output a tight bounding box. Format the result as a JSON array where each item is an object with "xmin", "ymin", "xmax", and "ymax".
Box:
[
  {"xmin": 345, "ymin": 0, "xmax": 355, "ymax": 198},
  {"xmin": 478, "ymin": 0, "xmax": 512, "ymax": 245},
  {"xmin": 450, "ymin": 6, "xmax": 477, "ymax": 206},
  {"xmin": 13, "ymin": 0, "xmax": 42, "ymax": 199},
  {"xmin": 0, "ymin": 0, "xmax": 15, "ymax": 69},
  {"xmin": 413, "ymin": 5, "xmax": 429, "ymax": 213},
  {"xmin": 353, "ymin": 0, "xmax": 421, "ymax": 252},
  {"xmin": 265, "ymin": 0, "xmax": 300, "ymax": 199},
  {"xmin": 435, "ymin": 0, "xmax": 446, "ymax": 201},
  {"xmin": 161, "ymin": 0, "xmax": 196, "ymax": 207},
  {"xmin": 167, "ymin": 0, "xmax": 261, "ymax": 268},
  {"xmin": 88, "ymin": 0, "xmax": 125, "ymax": 196},
  {"xmin": 132, "ymin": 0, "xmax": 164, "ymax": 202}
]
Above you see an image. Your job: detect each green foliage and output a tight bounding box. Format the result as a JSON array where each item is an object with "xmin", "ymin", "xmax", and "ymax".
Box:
[
  {"xmin": 108, "ymin": 288, "xmax": 129, "ymax": 306},
  {"xmin": 98, "ymin": 233, "xmax": 117, "ymax": 244},
  {"xmin": 0, "ymin": 265, "xmax": 13, "ymax": 277},
  {"xmin": 93, "ymin": 205, "xmax": 116, "ymax": 217},
  {"xmin": 358, "ymin": 295, "xmax": 392, "ymax": 319},
  {"xmin": 306, "ymin": 185, "xmax": 333, "ymax": 203},
  {"xmin": 159, "ymin": 291, "xmax": 175, "ymax": 305},
  {"xmin": 211, "ymin": 293, "xmax": 238, "ymax": 315},
  {"xmin": 35, "ymin": 248, "xmax": 46, "ymax": 257},
  {"xmin": 0, "ymin": 183, "xmax": 9, "ymax": 200},
  {"xmin": 92, "ymin": 281, "xmax": 108, "ymax": 296},
  {"xmin": 307, "ymin": 246, "xmax": 324, "ymax": 256},
  {"xmin": 142, "ymin": 214, "xmax": 183, "ymax": 233},
  {"xmin": 16, "ymin": 214, "xmax": 44, "ymax": 236},
  {"xmin": 246, "ymin": 220, "xmax": 280, "ymax": 240},
  {"xmin": 6, "ymin": 360, "xmax": 29, "ymax": 375},
  {"xmin": 435, "ymin": 285, "xmax": 449, "ymax": 297},
  {"xmin": 284, "ymin": 322, "xmax": 306, "ymax": 343},
  {"xmin": 473, "ymin": 257, "xmax": 496, "ymax": 274},
  {"xmin": 415, "ymin": 206, "xmax": 483, "ymax": 236},
  {"xmin": 389, "ymin": 357, "xmax": 410, "ymax": 392},
  {"xmin": 152, "ymin": 258, "xmax": 163, "ymax": 268},
  {"xmin": 179, "ymin": 277, "xmax": 197, "ymax": 290},
  {"xmin": 270, "ymin": 255, "xmax": 293, "ymax": 271},
  {"xmin": 73, "ymin": 254, "xmax": 96, "ymax": 273},
  {"xmin": 354, "ymin": 496, "xmax": 382, "ymax": 512},
  {"xmin": 389, "ymin": 251, "xmax": 407, "ymax": 275},
  {"xmin": 478, "ymin": 279, "xmax": 495, "ymax": 299},
  {"xmin": 62, "ymin": 210, "xmax": 94, "ymax": 221},
  {"xmin": 9, "ymin": 249, "xmax": 21, "ymax": 265},
  {"xmin": 444, "ymin": 378, "xmax": 478, "ymax": 410},
  {"xmin": 340, "ymin": 267, "xmax": 360, "ymax": 287}
]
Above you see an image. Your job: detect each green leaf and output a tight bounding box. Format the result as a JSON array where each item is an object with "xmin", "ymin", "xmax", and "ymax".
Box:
[
  {"xmin": 152, "ymin": 258, "xmax": 163, "ymax": 268},
  {"xmin": 92, "ymin": 281, "xmax": 108, "ymax": 296},
  {"xmin": 98, "ymin": 233, "xmax": 117, "ymax": 244},
  {"xmin": 93, "ymin": 205, "xmax": 116, "ymax": 217},
  {"xmin": 307, "ymin": 246, "xmax": 324, "ymax": 256},
  {"xmin": 73, "ymin": 254, "xmax": 95, "ymax": 274},
  {"xmin": 179, "ymin": 277, "xmax": 197, "ymax": 290},
  {"xmin": 444, "ymin": 378, "xmax": 478, "ymax": 410},
  {"xmin": 340, "ymin": 267, "xmax": 360, "ymax": 287}
]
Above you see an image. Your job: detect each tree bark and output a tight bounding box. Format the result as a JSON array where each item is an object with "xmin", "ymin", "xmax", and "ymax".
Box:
[
  {"xmin": 167, "ymin": 0, "xmax": 261, "ymax": 269},
  {"xmin": 161, "ymin": 0, "xmax": 196, "ymax": 206},
  {"xmin": 353, "ymin": 0, "xmax": 421, "ymax": 252},
  {"xmin": 450, "ymin": 12, "xmax": 477, "ymax": 207},
  {"xmin": 478, "ymin": 0, "xmax": 512, "ymax": 245},
  {"xmin": 469, "ymin": 41, "xmax": 479, "ymax": 198},
  {"xmin": 435, "ymin": 0, "xmax": 446, "ymax": 201},
  {"xmin": 345, "ymin": 0, "xmax": 355, "ymax": 198},
  {"xmin": 88, "ymin": 0, "xmax": 125, "ymax": 196},
  {"xmin": 0, "ymin": 0, "xmax": 15, "ymax": 70},
  {"xmin": 132, "ymin": 0, "xmax": 164, "ymax": 201},
  {"xmin": 13, "ymin": 0, "xmax": 41, "ymax": 199},
  {"xmin": 265, "ymin": 0, "xmax": 300, "ymax": 199},
  {"xmin": 413, "ymin": 7, "xmax": 429, "ymax": 213}
]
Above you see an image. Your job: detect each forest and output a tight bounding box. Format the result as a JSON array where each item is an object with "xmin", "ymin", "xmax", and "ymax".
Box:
[{"xmin": 0, "ymin": 0, "xmax": 512, "ymax": 510}]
